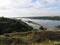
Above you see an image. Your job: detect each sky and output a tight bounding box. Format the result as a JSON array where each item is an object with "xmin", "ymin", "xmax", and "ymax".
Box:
[{"xmin": 0, "ymin": 0, "xmax": 60, "ymax": 17}]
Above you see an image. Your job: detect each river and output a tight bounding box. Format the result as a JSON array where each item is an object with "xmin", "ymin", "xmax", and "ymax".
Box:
[{"xmin": 17, "ymin": 18, "xmax": 60, "ymax": 30}]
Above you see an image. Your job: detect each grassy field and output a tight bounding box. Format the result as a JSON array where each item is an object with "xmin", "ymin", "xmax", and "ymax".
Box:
[{"xmin": 0, "ymin": 30, "xmax": 60, "ymax": 45}]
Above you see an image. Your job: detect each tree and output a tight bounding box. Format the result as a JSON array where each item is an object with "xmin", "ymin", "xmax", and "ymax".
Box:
[{"xmin": 39, "ymin": 26, "xmax": 45, "ymax": 30}]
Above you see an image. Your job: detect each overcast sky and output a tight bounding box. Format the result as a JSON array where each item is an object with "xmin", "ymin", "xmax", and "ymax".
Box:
[{"xmin": 0, "ymin": 0, "xmax": 60, "ymax": 17}]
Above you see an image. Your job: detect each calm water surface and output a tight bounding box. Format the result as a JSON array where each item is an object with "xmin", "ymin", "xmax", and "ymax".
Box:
[{"xmin": 18, "ymin": 18, "xmax": 60, "ymax": 30}]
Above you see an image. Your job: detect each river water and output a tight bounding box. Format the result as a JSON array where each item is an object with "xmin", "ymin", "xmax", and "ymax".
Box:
[{"xmin": 17, "ymin": 18, "xmax": 60, "ymax": 30}]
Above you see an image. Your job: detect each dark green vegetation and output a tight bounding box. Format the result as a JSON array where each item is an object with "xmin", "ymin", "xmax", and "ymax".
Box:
[
  {"xmin": 55, "ymin": 25, "xmax": 60, "ymax": 29},
  {"xmin": 0, "ymin": 17, "xmax": 33, "ymax": 34},
  {"xmin": 22, "ymin": 16, "xmax": 60, "ymax": 20}
]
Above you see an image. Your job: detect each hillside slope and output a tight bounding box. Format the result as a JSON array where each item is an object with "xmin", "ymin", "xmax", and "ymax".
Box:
[{"xmin": 0, "ymin": 17, "xmax": 33, "ymax": 34}]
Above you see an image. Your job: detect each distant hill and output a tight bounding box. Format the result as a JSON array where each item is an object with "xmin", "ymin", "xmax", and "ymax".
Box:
[{"xmin": 18, "ymin": 16, "xmax": 60, "ymax": 20}]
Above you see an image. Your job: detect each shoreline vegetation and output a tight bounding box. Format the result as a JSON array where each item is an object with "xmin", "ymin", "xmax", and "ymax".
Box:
[
  {"xmin": 20, "ymin": 16, "xmax": 60, "ymax": 20},
  {"xmin": 55, "ymin": 25, "xmax": 60, "ymax": 29},
  {"xmin": 0, "ymin": 17, "xmax": 60, "ymax": 45}
]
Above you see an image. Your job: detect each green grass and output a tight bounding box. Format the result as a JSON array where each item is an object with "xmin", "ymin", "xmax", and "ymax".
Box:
[
  {"xmin": 0, "ymin": 41, "xmax": 60, "ymax": 45},
  {"xmin": 0, "ymin": 42, "xmax": 8, "ymax": 45}
]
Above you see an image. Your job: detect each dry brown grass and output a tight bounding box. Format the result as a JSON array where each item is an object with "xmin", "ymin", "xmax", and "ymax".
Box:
[{"xmin": 0, "ymin": 30, "xmax": 60, "ymax": 45}]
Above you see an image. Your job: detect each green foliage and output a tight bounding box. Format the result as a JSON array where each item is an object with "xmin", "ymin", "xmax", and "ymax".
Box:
[
  {"xmin": 39, "ymin": 26, "xmax": 45, "ymax": 30},
  {"xmin": 0, "ymin": 17, "xmax": 33, "ymax": 34},
  {"xmin": 55, "ymin": 25, "xmax": 60, "ymax": 29},
  {"xmin": 39, "ymin": 26, "xmax": 47, "ymax": 30}
]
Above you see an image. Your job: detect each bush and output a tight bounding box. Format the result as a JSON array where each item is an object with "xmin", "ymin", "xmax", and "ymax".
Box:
[{"xmin": 39, "ymin": 26, "xmax": 45, "ymax": 30}]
